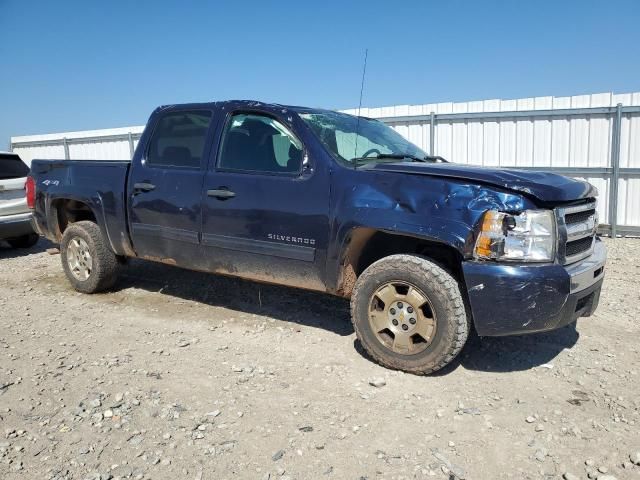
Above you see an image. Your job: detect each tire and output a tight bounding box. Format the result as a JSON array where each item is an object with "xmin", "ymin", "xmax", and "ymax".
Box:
[
  {"xmin": 351, "ymin": 254, "xmax": 469, "ymax": 375},
  {"xmin": 7, "ymin": 233, "xmax": 39, "ymax": 249},
  {"xmin": 60, "ymin": 221, "xmax": 119, "ymax": 293}
]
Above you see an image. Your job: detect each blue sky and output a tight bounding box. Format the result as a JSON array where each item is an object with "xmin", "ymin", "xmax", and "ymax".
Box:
[{"xmin": 1, "ymin": 0, "xmax": 639, "ymax": 148}]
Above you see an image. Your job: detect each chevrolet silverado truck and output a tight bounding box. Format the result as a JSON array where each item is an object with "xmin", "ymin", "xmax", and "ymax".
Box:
[{"xmin": 28, "ymin": 101, "xmax": 606, "ymax": 374}]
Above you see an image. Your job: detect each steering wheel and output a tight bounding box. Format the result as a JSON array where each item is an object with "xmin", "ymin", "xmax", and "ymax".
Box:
[{"xmin": 362, "ymin": 148, "xmax": 381, "ymax": 158}]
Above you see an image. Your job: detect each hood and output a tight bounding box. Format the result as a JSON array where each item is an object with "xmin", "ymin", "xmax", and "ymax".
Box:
[{"xmin": 365, "ymin": 162, "xmax": 597, "ymax": 204}]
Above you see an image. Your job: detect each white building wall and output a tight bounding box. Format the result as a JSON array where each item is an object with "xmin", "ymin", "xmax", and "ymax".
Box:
[
  {"xmin": 343, "ymin": 92, "xmax": 640, "ymax": 227},
  {"xmin": 12, "ymin": 126, "xmax": 144, "ymax": 165}
]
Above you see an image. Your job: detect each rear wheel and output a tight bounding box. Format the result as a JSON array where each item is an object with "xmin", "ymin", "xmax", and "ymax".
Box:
[
  {"xmin": 7, "ymin": 233, "xmax": 39, "ymax": 249},
  {"xmin": 60, "ymin": 221, "xmax": 119, "ymax": 293},
  {"xmin": 351, "ymin": 254, "xmax": 469, "ymax": 375}
]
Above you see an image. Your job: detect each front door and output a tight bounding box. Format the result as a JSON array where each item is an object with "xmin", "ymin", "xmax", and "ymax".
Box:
[
  {"xmin": 128, "ymin": 109, "xmax": 214, "ymax": 268},
  {"xmin": 200, "ymin": 110, "xmax": 330, "ymax": 291}
]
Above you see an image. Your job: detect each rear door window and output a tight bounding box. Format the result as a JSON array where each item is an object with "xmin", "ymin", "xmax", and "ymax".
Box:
[
  {"xmin": 0, "ymin": 153, "xmax": 30, "ymax": 180},
  {"xmin": 146, "ymin": 111, "xmax": 213, "ymax": 168}
]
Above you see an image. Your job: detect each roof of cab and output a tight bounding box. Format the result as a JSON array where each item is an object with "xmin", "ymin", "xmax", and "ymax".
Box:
[{"xmin": 155, "ymin": 100, "xmax": 355, "ymax": 117}]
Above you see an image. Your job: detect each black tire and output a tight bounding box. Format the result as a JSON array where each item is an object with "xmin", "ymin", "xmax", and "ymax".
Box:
[
  {"xmin": 7, "ymin": 233, "xmax": 39, "ymax": 249},
  {"xmin": 351, "ymin": 254, "xmax": 469, "ymax": 375},
  {"xmin": 60, "ymin": 221, "xmax": 119, "ymax": 293}
]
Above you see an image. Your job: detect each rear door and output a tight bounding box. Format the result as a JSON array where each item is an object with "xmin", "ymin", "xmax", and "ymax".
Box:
[
  {"xmin": 127, "ymin": 108, "xmax": 215, "ymax": 267},
  {"xmin": 0, "ymin": 153, "xmax": 30, "ymax": 217}
]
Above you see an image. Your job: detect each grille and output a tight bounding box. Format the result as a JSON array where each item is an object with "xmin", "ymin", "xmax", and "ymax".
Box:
[
  {"xmin": 566, "ymin": 236, "xmax": 594, "ymax": 257},
  {"xmin": 557, "ymin": 201, "xmax": 597, "ymax": 264},
  {"xmin": 565, "ymin": 208, "xmax": 596, "ymax": 225}
]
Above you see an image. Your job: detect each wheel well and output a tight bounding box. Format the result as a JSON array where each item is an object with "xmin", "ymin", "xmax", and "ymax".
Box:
[
  {"xmin": 51, "ymin": 199, "xmax": 97, "ymax": 241},
  {"xmin": 337, "ymin": 228, "xmax": 464, "ymax": 297}
]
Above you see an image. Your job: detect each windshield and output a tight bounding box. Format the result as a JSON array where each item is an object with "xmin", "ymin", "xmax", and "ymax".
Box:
[{"xmin": 300, "ymin": 111, "xmax": 428, "ymax": 165}]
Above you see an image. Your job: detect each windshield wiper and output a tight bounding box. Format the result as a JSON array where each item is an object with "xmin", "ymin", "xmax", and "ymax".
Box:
[{"xmin": 353, "ymin": 153, "xmax": 448, "ymax": 165}]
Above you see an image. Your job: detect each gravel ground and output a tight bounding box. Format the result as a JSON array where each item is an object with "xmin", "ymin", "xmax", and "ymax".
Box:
[{"xmin": 0, "ymin": 237, "xmax": 639, "ymax": 480}]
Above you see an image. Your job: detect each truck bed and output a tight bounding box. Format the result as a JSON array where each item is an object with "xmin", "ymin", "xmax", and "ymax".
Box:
[{"xmin": 30, "ymin": 159, "xmax": 134, "ymax": 256}]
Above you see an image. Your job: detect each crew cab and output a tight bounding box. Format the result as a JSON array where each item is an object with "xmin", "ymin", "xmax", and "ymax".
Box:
[{"xmin": 28, "ymin": 101, "xmax": 606, "ymax": 374}]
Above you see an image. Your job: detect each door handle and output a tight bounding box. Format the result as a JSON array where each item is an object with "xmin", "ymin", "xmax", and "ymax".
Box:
[
  {"xmin": 133, "ymin": 182, "xmax": 156, "ymax": 193},
  {"xmin": 207, "ymin": 188, "xmax": 236, "ymax": 200}
]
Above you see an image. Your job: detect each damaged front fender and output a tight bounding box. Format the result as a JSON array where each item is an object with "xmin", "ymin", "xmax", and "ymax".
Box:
[
  {"xmin": 326, "ymin": 169, "xmax": 537, "ymax": 293},
  {"xmin": 333, "ymin": 171, "xmax": 533, "ymax": 255}
]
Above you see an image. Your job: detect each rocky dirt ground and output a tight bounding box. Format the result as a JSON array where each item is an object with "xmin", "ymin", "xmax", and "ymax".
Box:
[{"xmin": 0, "ymin": 237, "xmax": 639, "ymax": 480}]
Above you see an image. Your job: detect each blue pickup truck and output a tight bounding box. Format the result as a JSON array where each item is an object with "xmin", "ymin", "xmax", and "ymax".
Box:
[{"xmin": 29, "ymin": 100, "xmax": 606, "ymax": 374}]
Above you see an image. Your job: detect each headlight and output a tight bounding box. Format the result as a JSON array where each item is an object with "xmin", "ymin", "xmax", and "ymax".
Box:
[{"xmin": 474, "ymin": 209, "xmax": 556, "ymax": 262}]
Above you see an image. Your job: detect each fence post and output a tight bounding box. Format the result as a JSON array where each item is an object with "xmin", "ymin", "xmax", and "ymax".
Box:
[
  {"xmin": 128, "ymin": 132, "xmax": 135, "ymax": 159},
  {"xmin": 63, "ymin": 138, "xmax": 70, "ymax": 160},
  {"xmin": 429, "ymin": 111, "xmax": 436, "ymax": 156},
  {"xmin": 608, "ymin": 103, "xmax": 623, "ymax": 238}
]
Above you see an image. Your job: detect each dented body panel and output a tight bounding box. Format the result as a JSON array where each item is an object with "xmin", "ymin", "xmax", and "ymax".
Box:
[
  {"xmin": 463, "ymin": 260, "xmax": 572, "ymax": 336},
  {"xmin": 30, "ymin": 100, "xmax": 605, "ymax": 338},
  {"xmin": 366, "ymin": 162, "xmax": 598, "ymax": 204},
  {"xmin": 463, "ymin": 240, "xmax": 606, "ymax": 336},
  {"xmin": 324, "ymin": 166, "xmax": 535, "ymax": 293}
]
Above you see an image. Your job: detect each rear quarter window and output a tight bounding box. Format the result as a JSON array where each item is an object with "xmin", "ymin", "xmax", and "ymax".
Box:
[{"xmin": 0, "ymin": 153, "xmax": 30, "ymax": 180}]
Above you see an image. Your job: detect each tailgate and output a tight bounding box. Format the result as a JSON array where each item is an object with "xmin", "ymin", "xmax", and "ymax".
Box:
[{"xmin": 0, "ymin": 177, "xmax": 28, "ymax": 217}]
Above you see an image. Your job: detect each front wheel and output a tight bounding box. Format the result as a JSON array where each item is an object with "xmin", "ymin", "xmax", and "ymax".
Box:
[
  {"xmin": 60, "ymin": 221, "xmax": 119, "ymax": 293},
  {"xmin": 350, "ymin": 254, "xmax": 469, "ymax": 375}
]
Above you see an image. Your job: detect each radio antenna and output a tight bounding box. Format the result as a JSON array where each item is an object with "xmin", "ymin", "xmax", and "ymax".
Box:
[{"xmin": 353, "ymin": 48, "xmax": 368, "ymax": 165}]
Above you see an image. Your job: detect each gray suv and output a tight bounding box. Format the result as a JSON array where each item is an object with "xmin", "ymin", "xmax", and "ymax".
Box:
[{"xmin": 0, "ymin": 152, "xmax": 38, "ymax": 248}]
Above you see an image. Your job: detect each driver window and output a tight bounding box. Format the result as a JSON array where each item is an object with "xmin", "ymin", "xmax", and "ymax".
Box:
[{"xmin": 218, "ymin": 113, "xmax": 304, "ymax": 174}]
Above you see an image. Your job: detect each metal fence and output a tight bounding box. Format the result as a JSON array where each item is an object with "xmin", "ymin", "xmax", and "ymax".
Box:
[
  {"xmin": 11, "ymin": 93, "xmax": 640, "ymax": 236},
  {"xmin": 10, "ymin": 126, "xmax": 145, "ymax": 166},
  {"xmin": 343, "ymin": 93, "xmax": 640, "ymax": 237},
  {"xmin": 382, "ymin": 104, "xmax": 640, "ymax": 237}
]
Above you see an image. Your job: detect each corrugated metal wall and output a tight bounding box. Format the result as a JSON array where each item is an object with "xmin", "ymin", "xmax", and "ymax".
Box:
[
  {"xmin": 12, "ymin": 126, "xmax": 144, "ymax": 165},
  {"xmin": 342, "ymin": 92, "xmax": 640, "ymax": 231},
  {"xmin": 10, "ymin": 92, "xmax": 640, "ymax": 232}
]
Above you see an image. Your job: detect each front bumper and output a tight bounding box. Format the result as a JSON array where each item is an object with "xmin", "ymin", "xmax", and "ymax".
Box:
[
  {"xmin": 0, "ymin": 212, "xmax": 35, "ymax": 240},
  {"xmin": 462, "ymin": 239, "xmax": 606, "ymax": 336}
]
